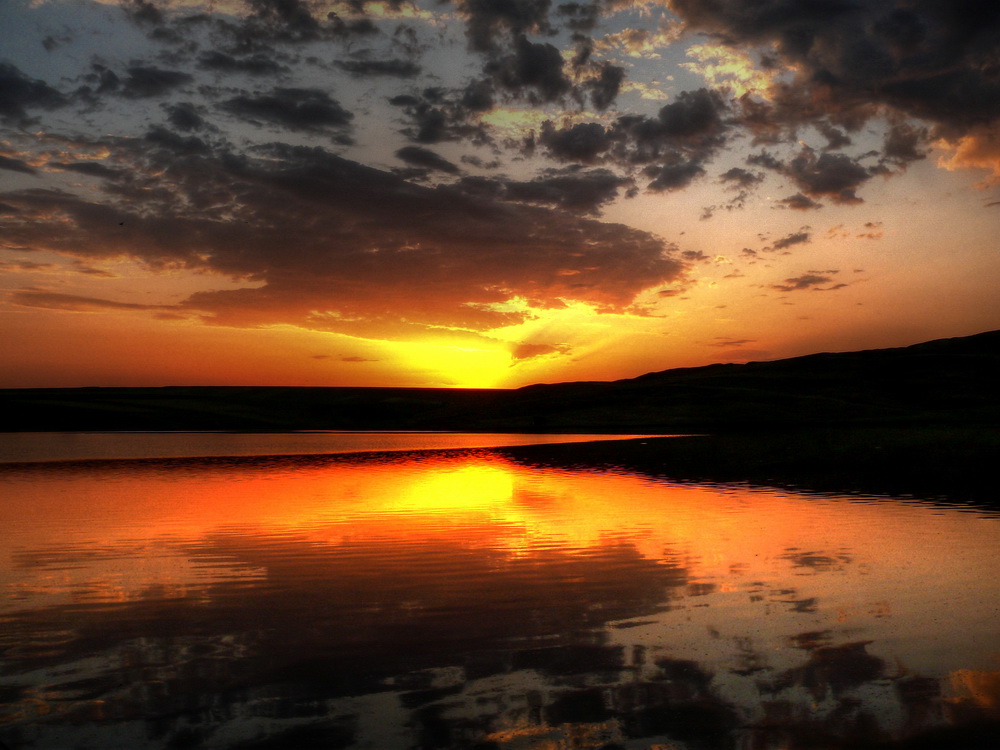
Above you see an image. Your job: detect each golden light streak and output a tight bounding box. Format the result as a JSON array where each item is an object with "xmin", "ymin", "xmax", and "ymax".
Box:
[{"xmin": 681, "ymin": 43, "xmax": 777, "ymax": 99}]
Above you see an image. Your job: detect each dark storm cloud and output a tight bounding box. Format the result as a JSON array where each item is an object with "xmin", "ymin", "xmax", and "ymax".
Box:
[
  {"xmin": 197, "ymin": 51, "xmax": 286, "ymax": 76},
  {"xmin": 0, "ymin": 63, "xmax": 67, "ymax": 124},
  {"xmin": 459, "ymin": 0, "xmax": 554, "ymax": 52},
  {"xmin": 222, "ymin": 88, "xmax": 353, "ymax": 134},
  {"xmin": 669, "ymin": 0, "xmax": 1000, "ymax": 137},
  {"xmin": 120, "ymin": 66, "xmax": 194, "ymax": 98},
  {"xmin": 395, "ymin": 146, "xmax": 460, "ymax": 174},
  {"xmin": 0, "ymin": 139, "xmax": 683, "ymax": 338},
  {"xmin": 486, "ymin": 36, "xmax": 572, "ymax": 104}
]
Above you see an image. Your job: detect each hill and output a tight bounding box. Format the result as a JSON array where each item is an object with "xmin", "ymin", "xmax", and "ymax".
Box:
[{"xmin": 2, "ymin": 330, "xmax": 999, "ymax": 432}]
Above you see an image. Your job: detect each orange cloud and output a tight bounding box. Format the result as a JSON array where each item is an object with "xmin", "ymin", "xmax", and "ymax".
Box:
[{"xmin": 936, "ymin": 126, "xmax": 1000, "ymax": 185}]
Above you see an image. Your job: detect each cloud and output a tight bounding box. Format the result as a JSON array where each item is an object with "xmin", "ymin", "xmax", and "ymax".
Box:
[
  {"xmin": 395, "ymin": 146, "xmax": 460, "ymax": 174},
  {"xmin": 539, "ymin": 122, "xmax": 611, "ymax": 164},
  {"xmin": 786, "ymin": 150, "xmax": 871, "ymax": 204},
  {"xmin": 709, "ymin": 337, "xmax": 756, "ymax": 348},
  {"xmin": 485, "ymin": 36, "xmax": 572, "ymax": 104},
  {"xmin": 0, "ymin": 260, "xmax": 56, "ymax": 272},
  {"xmin": 485, "ymin": 167, "xmax": 631, "ymax": 215},
  {"xmin": 222, "ymin": 88, "xmax": 354, "ymax": 135},
  {"xmin": 770, "ymin": 230, "xmax": 811, "ymax": 252},
  {"xmin": 0, "ymin": 155, "xmax": 37, "ymax": 175},
  {"xmin": 644, "ymin": 161, "xmax": 705, "ymax": 192},
  {"xmin": 245, "ymin": 0, "xmax": 323, "ymax": 40},
  {"xmin": 585, "ymin": 63, "xmax": 626, "ymax": 111},
  {"xmin": 198, "ymin": 51, "xmax": 286, "ymax": 76},
  {"xmin": 0, "ymin": 139, "xmax": 684, "ymax": 340},
  {"xmin": 510, "ymin": 342, "xmax": 571, "ymax": 360},
  {"xmin": 771, "ymin": 273, "xmax": 847, "ymax": 292},
  {"xmin": 882, "ymin": 122, "xmax": 927, "ymax": 166},
  {"xmin": 52, "ymin": 161, "xmax": 122, "ymax": 179},
  {"xmin": 335, "ymin": 59, "xmax": 421, "ymax": 78},
  {"xmin": 0, "ymin": 63, "xmax": 67, "ymax": 124},
  {"xmin": 753, "ymin": 148, "xmax": 873, "ymax": 204},
  {"xmin": 595, "ymin": 19, "xmax": 684, "ymax": 59},
  {"xmin": 669, "ymin": 0, "xmax": 1000, "ymax": 165},
  {"xmin": 165, "ymin": 102, "xmax": 208, "ymax": 131},
  {"xmin": 857, "ymin": 221, "xmax": 883, "ymax": 240},
  {"xmin": 936, "ymin": 125, "xmax": 1000, "ymax": 183},
  {"xmin": 9, "ymin": 291, "xmax": 176, "ymax": 313},
  {"xmin": 777, "ymin": 193, "xmax": 823, "ymax": 210},
  {"xmin": 539, "ymin": 89, "xmax": 729, "ymax": 192},
  {"xmin": 459, "ymin": 0, "xmax": 553, "ymax": 52},
  {"xmin": 121, "ymin": 66, "xmax": 194, "ymax": 98},
  {"xmin": 121, "ymin": 0, "xmax": 165, "ymax": 28},
  {"xmin": 719, "ymin": 167, "xmax": 763, "ymax": 188},
  {"xmin": 681, "ymin": 42, "xmax": 776, "ymax": 98},
  {"xmin": 389, "ymin": 89, "xmax": 489, "ymax": 145}
]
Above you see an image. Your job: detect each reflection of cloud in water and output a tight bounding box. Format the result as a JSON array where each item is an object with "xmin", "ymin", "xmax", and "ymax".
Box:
[{"xmin": 1, "ymin": 452, "xmax": 999, "ymax": 748}]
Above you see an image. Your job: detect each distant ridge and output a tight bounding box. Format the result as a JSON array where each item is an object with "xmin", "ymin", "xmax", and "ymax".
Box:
[{"xmin": 2, "ymin": 330, "xmax": 998, "ymax": 432}]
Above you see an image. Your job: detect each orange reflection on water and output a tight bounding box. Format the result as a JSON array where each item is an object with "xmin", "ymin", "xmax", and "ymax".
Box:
[
  {"xmin": 2, "ymin": 451, "xmax": 998, "ymax": 658},
  {"xmin": 2, "ymin": 451, "xmax": 1000, "ymax": 749}
]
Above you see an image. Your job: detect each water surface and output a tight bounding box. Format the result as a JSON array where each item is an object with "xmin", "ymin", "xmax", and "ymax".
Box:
[
  {"xmin": 0, "ymin": 442, "xmax": 998, "ymax": 749},
  {"xmin": 0, "ymin": 431, "xmax": 664, "ymax": 463}
]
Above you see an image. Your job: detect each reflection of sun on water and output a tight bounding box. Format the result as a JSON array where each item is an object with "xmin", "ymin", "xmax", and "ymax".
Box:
[{"xmin": 390, "ymin": 463, "xmax": 515, "ymax": 515}]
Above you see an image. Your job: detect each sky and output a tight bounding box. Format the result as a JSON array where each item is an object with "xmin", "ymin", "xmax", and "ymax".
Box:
[{"xmin": 1, "ymin": 0, "xmax": 999, "ymax": 389}]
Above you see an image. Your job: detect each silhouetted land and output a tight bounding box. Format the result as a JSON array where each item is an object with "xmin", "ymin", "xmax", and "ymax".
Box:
[
  {"xmin": 3, "ymin": 329, "xmax": 998, "ymax": 433},
  {"xmin": 2, "ymin": 330, "xmax": 998, "ymax": 504}
]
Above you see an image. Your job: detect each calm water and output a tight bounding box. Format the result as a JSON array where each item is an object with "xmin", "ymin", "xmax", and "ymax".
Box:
[
  {"xmin": 0, "ymin": 438, "xmax": 998, "ymax": 749},
  {"xmin": 0, "ymin": 431, "xmax": 667, "ymax": 464}
]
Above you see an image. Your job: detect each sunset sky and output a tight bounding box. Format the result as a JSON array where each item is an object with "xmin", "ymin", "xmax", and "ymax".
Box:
[{"xmin": 2, "ymin": 0, "xmax": 999, "ymax": 388}]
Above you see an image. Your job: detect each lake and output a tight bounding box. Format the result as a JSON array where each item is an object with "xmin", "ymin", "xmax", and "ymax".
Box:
[{"xmin": 0, "ymin": 433, "xmax": 998, "ymax": 749}]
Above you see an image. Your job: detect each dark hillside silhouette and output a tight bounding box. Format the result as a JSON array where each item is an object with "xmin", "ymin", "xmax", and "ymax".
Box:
[{"xmin": 2, "ymin": 330, "xmax": 998, "ymax": 432}]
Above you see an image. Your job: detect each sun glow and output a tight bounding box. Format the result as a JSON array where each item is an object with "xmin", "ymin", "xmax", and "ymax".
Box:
[{"xmin": 396, "ymin": 340, "xmax": 512, "ymax": 388}]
